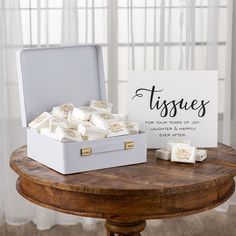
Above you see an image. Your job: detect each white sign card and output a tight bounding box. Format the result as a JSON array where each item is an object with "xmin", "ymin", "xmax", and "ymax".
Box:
[{"xmin": 128, "ymin": 71, "xmax": 218, "ymax": 148}]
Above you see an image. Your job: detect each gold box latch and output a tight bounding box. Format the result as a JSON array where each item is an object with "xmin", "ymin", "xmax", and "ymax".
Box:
[
  {"xmin": 81, "ymin": 147, "xmax": 92, "ymax": 156},
  {"xmin": 125, "ymin": 141, "xmax": 134, "ymax": 150}
]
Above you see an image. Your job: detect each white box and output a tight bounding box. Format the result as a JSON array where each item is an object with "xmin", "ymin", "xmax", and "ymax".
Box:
[{"xmin": 17, "ymin": 45, "xmax": 147, "ymax": 174}]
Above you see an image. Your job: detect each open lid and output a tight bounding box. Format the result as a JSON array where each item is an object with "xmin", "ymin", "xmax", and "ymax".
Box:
[{"xmin": 17, "ymin": 45, "xmax": 106, "ymax": 127}]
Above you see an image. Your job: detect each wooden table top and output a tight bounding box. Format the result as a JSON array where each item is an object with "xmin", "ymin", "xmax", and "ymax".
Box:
[
  {"xmin": 10, "ymin": 144, "xmax": 236, "ymax": 196},
  {"xmin": 9, "ymin": 143, "xmax": 236, "ymax": 226}
]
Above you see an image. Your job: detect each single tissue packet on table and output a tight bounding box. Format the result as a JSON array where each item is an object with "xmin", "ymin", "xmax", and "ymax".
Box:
[{"xmin": 171, "ymin": 145, "xmax": 196, "ymax": 164}]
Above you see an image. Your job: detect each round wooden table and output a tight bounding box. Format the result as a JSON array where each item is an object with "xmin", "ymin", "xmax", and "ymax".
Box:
[{"xmin": 10, "ymin": 144, "xmax": 236, "ymax": 236}]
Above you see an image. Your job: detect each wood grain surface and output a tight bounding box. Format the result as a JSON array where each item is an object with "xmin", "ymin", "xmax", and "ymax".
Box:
[{"xmin": 10, "ymin": 143, "xmax": 236, "ymax": 235}]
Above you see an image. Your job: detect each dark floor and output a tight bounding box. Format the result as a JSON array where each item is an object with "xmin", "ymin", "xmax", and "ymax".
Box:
[{"xmin": 1, "ymin": 206, "xmax": 236, "ymax": 236}]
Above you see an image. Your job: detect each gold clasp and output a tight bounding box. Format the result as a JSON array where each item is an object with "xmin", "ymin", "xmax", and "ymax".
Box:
[
  {"xmin": 81, "ymin": 147, "xmax": 92, "ymax": 156},
  {"xmin": 124, "ymin": 141, "xmax": 134, "ymax": 150}
]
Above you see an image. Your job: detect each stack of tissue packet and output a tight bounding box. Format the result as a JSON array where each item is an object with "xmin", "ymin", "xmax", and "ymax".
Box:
[
  {"xmin": 155, "ymin": 140, "xmax": 207, "ymax": 163},
  {"xmin": 28, "ymin": 100, "xmax": 139, "ymax": 143}
]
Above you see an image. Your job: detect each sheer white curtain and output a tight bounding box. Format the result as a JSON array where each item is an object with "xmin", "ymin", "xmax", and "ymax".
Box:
[
  {"xmin": 0, "ymin": 0, "xmax": 235, "ymax": 231},
  {"xmin": 0, "ymin": 0, "xmax": 30, "ymax": 225},
  {"xmin": 0, "ymin": 0, "xmax": 97, "ymax": 231}
]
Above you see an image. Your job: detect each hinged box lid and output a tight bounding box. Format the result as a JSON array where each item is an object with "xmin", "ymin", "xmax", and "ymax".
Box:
[{"xmin": 17, "ymin": 45, "xmax": 106, "ymax": 127}]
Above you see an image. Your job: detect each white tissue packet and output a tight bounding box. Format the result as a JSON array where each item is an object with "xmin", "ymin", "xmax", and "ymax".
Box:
[
  {"xmin": 49, "ymin": 117, "xmax": 68, "ymax": 131},
  {"xmin": 90, "ymin": 100, "xmax": 113, "ymax": 113},
  {"xmin": 171, "ymin": 145, "xmax": 196, "ymax": 163},
  {"xmin": 72, "ymin": 106, "xmax": 97, "ymax": 121},
  {"xmin": 78, "ymin": 122, "xmax": 107, "ymax": 137},
  {"xmin": 28, "ymin": 112, "xmax": 52, "ymax": 132},
  {"xmin": 90, "ymin": 112, "xmax": 122, "ymax": 129},
  {"xmin": 196, "ymin": 149, "xmax": 207, "ymax": 162},
  {"xmin": 55, "ymin": 127, "xmax": 83, "ymax": 142},
  {"xmin": 40, "ymin": 128, "xmax": 58, "ymax": 140},
  {"xmin": 126, "ymin": 121, "xmax": 139, "ymax": 135},
  {"xmin": 155, "ymin": 148, "xmax": 171, "ymax": 161},
  {"xmin": 52, "ymin": 103, "xmax": 74, "ymax": 118},
  {"xmin": 106, "ymin": 121, "xmax": 129, "ymax": 137},
  {"xmin": 67, "ymin": 111, "xmax": 83, "ymax": 129}
]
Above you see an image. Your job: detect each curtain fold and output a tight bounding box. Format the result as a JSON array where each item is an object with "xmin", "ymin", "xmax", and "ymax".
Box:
[
  {"xmin": 61, "ymin": 0, "xmax": 78, "ymax": 45},
  {"xmin": 185, "ymin": 0, "xmax": 195, "ymax": 69},
  {"xmin": 107, "ymin": 0, "xmax": 118, "ymax": 111},
  {"xmin": 206, "ymin": 0, "xmax": 219, "ymax": 70},
  {"xmin": 0, "ymin": 0, "xmax": 30, "ymax": 225},
  {"xmin": 0, "ymin": 0, "xmax": 95, "ymax": 230},
  {"xmin": 224, "ymin": 0, "xmax": 233, "ymax": 145}
]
